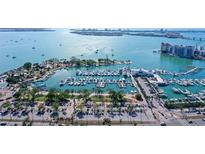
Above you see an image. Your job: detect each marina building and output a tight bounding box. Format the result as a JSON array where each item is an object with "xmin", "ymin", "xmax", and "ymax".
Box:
[{"xmin": 132, "ymin": 69, "xmax": 154, "ymax": 77}]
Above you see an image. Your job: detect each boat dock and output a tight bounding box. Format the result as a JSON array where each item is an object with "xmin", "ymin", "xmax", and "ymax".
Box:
[
  {"xmin": 59, "ymin": 77, "xmax": 133, "ymax": 89},
  {"xmin": 154, "ymin": 67, "xmax": 202, "ymax": 77},
  {"xmin": 165, "ymin": 78, "xmax": 205, "ymax": 87},
  {"xmin": 76, "ymin": 70, "xmax": 121, "ymax": 77},
  {"xmin": 170, "ymin": 86, "xmax": 205, "ymax": 103}
]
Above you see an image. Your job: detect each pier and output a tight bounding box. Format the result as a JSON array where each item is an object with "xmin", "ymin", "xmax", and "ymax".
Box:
[
  {"xmin": 166, "ymin": 78, "xmax": 205, "ymax": 87},
  {"xmin": 178, "ymin": 67, "xmax": 200, "ymax": 76},
  {"xmin": 153, "ymin": 67, "xmax": 202, "ymax": 77},
  {"xmin": 195, "ymin": 96, "xmax": 204, "ymax": 103},
  {"xmin": 58, "ymin": 77, "xmax": 134, "ymax": 89},
  {"xmin": 76, "ymin": 70, "xmax": 121, "ymax": 77}
]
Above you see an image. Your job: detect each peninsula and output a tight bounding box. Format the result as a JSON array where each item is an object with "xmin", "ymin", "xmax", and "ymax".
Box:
[{"xmin": 70, "ymin": 28, "xmax": 184, "ymax": 38}]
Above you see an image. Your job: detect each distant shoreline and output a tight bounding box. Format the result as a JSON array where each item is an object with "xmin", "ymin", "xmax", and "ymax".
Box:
[{"xmin": 70, "ymin": 29, "xmax": 185, "ymax": 38}]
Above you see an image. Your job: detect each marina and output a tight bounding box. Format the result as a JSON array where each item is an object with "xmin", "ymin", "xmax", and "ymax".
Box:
[
  {"xmin": 59, "ymin": 77, "xmax": 132, "ymax": 89},
  {"xmin": 35, "ymin": 67, "xmax": 136, "ymax": 93},
  {"xmin": 1, "ymin": 28, "xmax": 205, "ymax": 126},
  {"xmin": 31, "ymin": 65, "xmax": 205, "ymax": 98},
  {"xmin": 163, "ymin": 78, "xmax": 205, "ymax": 87},
  {"xmin": 76, "ymin": 69, "xmax": 121, "ymax": 77}
]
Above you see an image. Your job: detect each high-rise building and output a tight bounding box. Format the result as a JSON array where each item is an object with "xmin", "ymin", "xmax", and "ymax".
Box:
[
  {"xmin": 161, "ymin": 42, "xmax": 199, "ymax": 59},
  {"xmin": 173, "ymin": 45, "xmax": 185, "ymax": 57},
  {"xmin": 161, "ymin": 42, "xmax": 172, "ymax": 54},
  {"xmin": 186, "ymin": 46, "xmax": 195, "ymax": 58}
]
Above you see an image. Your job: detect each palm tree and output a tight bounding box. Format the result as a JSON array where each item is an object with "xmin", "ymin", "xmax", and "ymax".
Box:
[
  {"xmin": 77, "ymin": 103, "xmax": 84, "ymax": 112},
  {"xmin": 81, "ymin": 89, "xmax": 91, "ymax": 104},
  {"xmin": 127, "ymin": 104, "xmax": 134, "ymax": 115},
  {"xmin": 1, "ymin": 101, "xmax": 11, "ymax": 110},
  {"xmin": 109, "ymin": 90, "xmax": 125, "ymax": 107},
  {"xmin": 96, "ymin": 88, "xmax": 102, "ymax": 94},
  {"xmin": 30, "ymin": 88, "xmax": 39, "ymax": 102},
  {"xmin": 135, "ymin": 93, "xmax": 143, "ymax": 101},
  {"xmin": 52, "ymin": 101, "xmax": 60, "ymax": 111},
  {"xmin": 93, "ymin": 102, "xmax": 98, "ymax": 115},
  {"xmin": 51, "ymin": 101, "xmax": 60, "ymax": 121},
  {"xmin": 103, "ymin": 118, "xmax": 111, "ymax": 126},
  {"xmin": 109, "ymin": 90, "xmax": 117, "ymax": 103},
  {"xmin": 46, "ymin": 89, "xmax": 57, "ymax": 103}
]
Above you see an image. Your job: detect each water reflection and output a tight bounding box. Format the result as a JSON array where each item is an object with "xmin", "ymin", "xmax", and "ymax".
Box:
[{"xmin": 160, "ymin": 54, "xmax": 193, "ymax": 72}]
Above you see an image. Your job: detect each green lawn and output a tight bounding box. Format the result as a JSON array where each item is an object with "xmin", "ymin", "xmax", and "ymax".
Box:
[
  {"xmin": 91, "ymin": 95, "xmax": 111, "ymax": 102},
  {"xmin": 35, "ymin": 95, "xmax": 47, "ymax": 102}
]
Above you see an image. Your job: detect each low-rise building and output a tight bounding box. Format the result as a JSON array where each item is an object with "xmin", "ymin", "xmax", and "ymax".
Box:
[{"xmin": 132, "ymin": 69, "xmax": 154, "ymax": 77}]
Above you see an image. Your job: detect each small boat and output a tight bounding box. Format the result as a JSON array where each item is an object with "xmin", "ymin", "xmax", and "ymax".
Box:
[
  {"xmin": 59, "ymin": 80, "xmax": 66, "ymax": 86},
  {"xmin": 158, "ymin": 89, "xmax": 165, "ymax": 95},
  {"xmin": 12, "ymin": 56, "xmax": 16, "ymax": 59},
  {"xmin": 41, "ymin": 54, "xmax": 45, "ymax": 56},
  {"xmin": 160, "ymin": 93, "xmax": 167, "ymax": 98},
  {"xmin": 200, "ymin": 81, "xmax": 205, "ymax": 86},
  {"xmin": 182, "ymin": 89, "xmax": 191, "ymax": 95},
  {"xmin": 172, "ymin": 87, "xmax": 181, "ymax": 94},
  {"xmin": 59, "ymin": 83, "xmax": 64, "ymax": 87},
  {"xmin": 32, "ymin": 47, "xmax": 36, "ymax": 50},
  {"xmin": 96, "ymin": 82, "xmax": 106, "ymax": 88}
]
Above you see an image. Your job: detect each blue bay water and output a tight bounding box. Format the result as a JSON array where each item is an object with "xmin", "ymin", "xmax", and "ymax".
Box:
[
  {"xmin": 1, "ymin": 29, "xmax": 205, "ymax": 73},
  {"xmin": 0, "ymin": 29, "xmax": 205, "ymax": 97}
]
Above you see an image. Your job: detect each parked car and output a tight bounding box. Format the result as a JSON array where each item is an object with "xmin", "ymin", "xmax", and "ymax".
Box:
[
  {"xmin": 0, "ymin": 123, "xmax": 7, "ymax": 126},
  {"xmin": 160, "ymin": 122, "xmax": 166, "ymax": 126}
]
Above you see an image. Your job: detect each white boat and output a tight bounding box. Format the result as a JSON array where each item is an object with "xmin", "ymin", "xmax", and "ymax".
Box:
[
  {"xmin": 182, "ymin": 89, "xmax": 191, "ymax": 95},
  {"xmin": 172, "ymin": 87, "xmax": 181, "ymax": 94}
]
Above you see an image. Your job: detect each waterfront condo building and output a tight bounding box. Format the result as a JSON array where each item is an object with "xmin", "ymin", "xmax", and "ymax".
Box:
[{"xmin": 161, "ymin": 42, "xmax": 196, "ymax": 58}]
